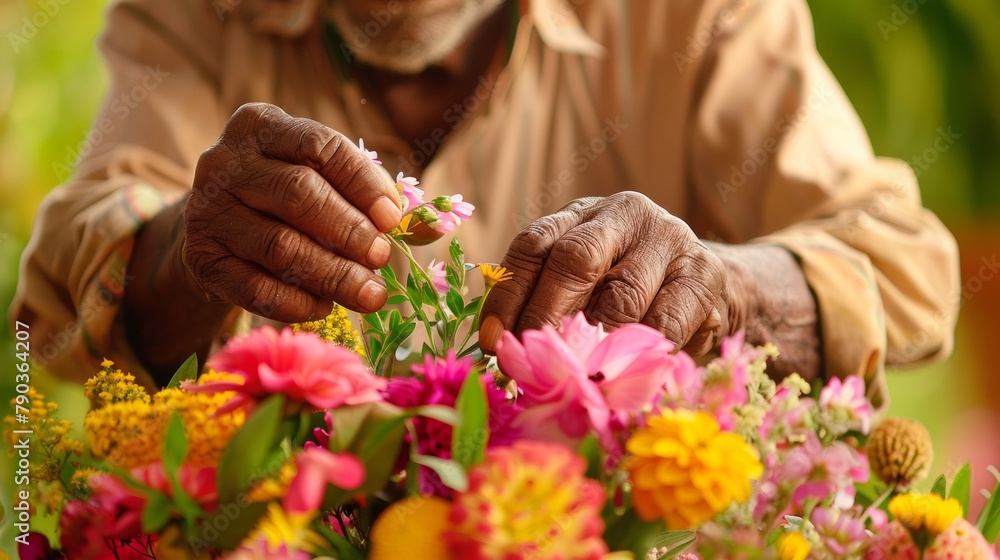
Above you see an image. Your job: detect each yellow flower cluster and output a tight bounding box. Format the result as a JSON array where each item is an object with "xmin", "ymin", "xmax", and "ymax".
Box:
[
  {"xmin": 627, "ymin": 409, "xmax": 763, "ymax": 530},
  {"xmin": 251, "ymin": 502, "xmax": 326, "ymax": 555},
  {"xmin": 84, "ymin": 363, "xmax": 245, "ymax": 469},
  {"xmin": 3, "ymin": 387, "xmax": 83, "ymax": 513},
  {"xmin": 888, "ymin": 493, "xmax": 962, "ymax": 535},
  {"xmin": 777, "ymin": 532, "xmax": 811, "ymax": 560},
  {"xmin": 292, "ymin": 304, "xmax": 365, "ymax": 355},
  {"xmin": 85, "ymin": 358, "xmax": 151, "ymax": 409}
]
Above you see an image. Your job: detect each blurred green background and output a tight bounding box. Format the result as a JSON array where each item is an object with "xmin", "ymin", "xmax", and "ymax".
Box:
[{"xmin": 1, "ymin": 0, "xmax": 999, "ymax": 556}]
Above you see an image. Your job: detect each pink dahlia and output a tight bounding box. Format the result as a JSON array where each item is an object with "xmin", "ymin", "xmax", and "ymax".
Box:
[
  {"xmin": 383, "ymin": 351, "xmax": 520, "ymax": 497},
  {"xmin": 496, "ymin": 312, "xmax": 687, "ymax": 454},
  {"xmin": 446, "ymin": 440, "xmax": 608, "ymax": 559},
  {"xmin": 189, "ymin": 326, "xmax": 385, "ymax": 413}
]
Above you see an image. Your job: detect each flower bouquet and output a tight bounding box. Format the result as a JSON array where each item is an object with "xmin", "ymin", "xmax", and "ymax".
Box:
[{"xmin": 6, "ymin": 143, "xmax": 1000, "ymax": 560}]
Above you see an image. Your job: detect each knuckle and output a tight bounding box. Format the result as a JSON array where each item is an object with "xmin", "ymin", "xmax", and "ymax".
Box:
[
  {"xmin": 548, "ymin": 232, "xmax": 604, "ymax": 284},
  {"xmin": 592, "ymin": 276, "xmax": 648, "ymax": 326},
  {"xmin": 296, "ymin": 125, "xmax": 338, "ymax": 167},
  {"xmin": 271, "ymin": 166, "xmax": 321, "ymax": 214},
  {"xmin": 261, "ymin": 224, "xmax": 301, "ymax": 267},
  {"xmin": 243, "ymin": 279, "xmax": 279, "ymax": 317}
]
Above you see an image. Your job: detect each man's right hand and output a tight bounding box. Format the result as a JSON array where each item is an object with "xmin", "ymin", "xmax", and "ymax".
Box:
[{"xmin": 182, "ymin": 102, "xmax": 402, "ymax": 322}]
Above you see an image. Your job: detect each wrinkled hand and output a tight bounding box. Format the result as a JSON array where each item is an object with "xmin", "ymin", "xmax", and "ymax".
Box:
[
  {"xmin": 480, "ymin": 191, "xmax": 747, "ymax": 355},
  {"xmin": 182, "ymin": 102, "xmax": 401, "ymax": 322}
]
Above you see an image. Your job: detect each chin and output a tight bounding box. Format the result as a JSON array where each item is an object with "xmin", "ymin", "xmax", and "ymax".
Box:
[{"xmin": 329, "ymin": 0, "xmax": 506, "ymax": 74}]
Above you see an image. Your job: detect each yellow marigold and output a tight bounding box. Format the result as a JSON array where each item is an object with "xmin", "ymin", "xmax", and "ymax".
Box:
[
  {"xmin": 84, "ymin": 359, "xmax": 150, "ymax": 409},
  {"xmin": 292, "ymin": 304, "xmax": 365, "ymax": 355},
  {"xmin": 627, "ymin": 409, "xmax": 763, "ymax": 530},
  {"xmin": 777, "ymin": 532, "xmax": 811, "ymax": 560},
  {"xmin": 889, "ymin": 493, "xmax": 962, "ymax": 535},
  {"xmin": 370, "ymin": 496, "xmax": 453, "ymax": 560}
]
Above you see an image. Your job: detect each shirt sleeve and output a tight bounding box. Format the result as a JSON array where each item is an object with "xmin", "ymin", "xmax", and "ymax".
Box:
[
  {"xmin": 684, "ymin": 0, "xmax": 960, "ymax": 408},
  {"xmin": 10, "ymin": 0, "xmax": 228, "ymax": 384}
]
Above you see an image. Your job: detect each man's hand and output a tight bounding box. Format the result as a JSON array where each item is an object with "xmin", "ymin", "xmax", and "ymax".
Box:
[
  {"xmin": 479, "ymin": 192, "xmax": 745, "ymax": 355},
  {"xmin": 125, "ymin": 102, "xmax": 403, "ymax": 383},
  {"xmin": 182, "ymin": 102, "xmax": 402, "ymax": 322},
  {"xmin": 478, "ymin": 191, "xmax": 822, "ymax": 379}
]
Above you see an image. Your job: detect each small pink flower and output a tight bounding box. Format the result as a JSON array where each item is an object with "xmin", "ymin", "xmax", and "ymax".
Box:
[
  {"xmin": 395, "ymin": 172, "xmax": 424, "ymax": 211},
  {"xmin": 358, "ymin": 138, "xmax": 380, "ymax": 164},
  {"xmin": 812, "ymin": 506, "xmax": 867, "ymax": 555},
  {"xmin": 780, "ymin": 434, "xmax": 869, "ymax": 510},
  {"xmin": 431, "ymin": 194, "xmax": 475, "ymax": 232},
  {"xmin": 283, "ymin": 448, "xmax": 365, "ymax": 513},
  {"xmin": 223, "ymin": 539, "xmax": 312, "ymax": 560},
  {"xmin": 699, "ymin": 331, "xmax": 757, "ymax": 430},
  {"xmin": 497, "ymin": 312, "xmax": 682, "ymax": 454},
  {"xmin": 188, "ymin": 326, "xmax": 385, "ymax": 413},
  {"xmin": 819, "ymin": 375, "xmax": 873, "ymax": 434},
  {"xmin": 760, "ymin": 385, "xmax": 815, "ymax": 443},
  {"xmin": 427, "ymin": 259, "xmax": 449, "ymax": 294}
]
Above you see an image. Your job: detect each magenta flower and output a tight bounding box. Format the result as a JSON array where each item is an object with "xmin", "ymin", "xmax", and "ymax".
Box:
[
  {"xmin": 427, "ymin": 259, "xmax": 449, "ymax": 294},
  {"xmin": 358, "ymin": 138, "xmax": 380, "ymax": 165},
  {"xmin": 187, "ymin": 326, "xmax": 385, "ymax": 413},
  {"xmin": 779, "ymin": 434, "xmax": 869, "ymax": 510},
  {"xmin": 382, "ymin": 351, "xmax": 520, "ymax": 497},
  {"xmin": 283, "ymin": 447, "xmax": 365, "ymax": 513},
  {"xmin": 812, "ymin": 507, "xmax": 867, "ymax": 556},
  {"xmin": 395, "ymin": 172, "xmax": 424, "ymax": 211},
  {"xmin": 496, "ymin": 312, "xmax": 682, "ymax": 454},
  {"xmin": 819, "ymin": 375, "xmax": 873, "ymax": 435}
]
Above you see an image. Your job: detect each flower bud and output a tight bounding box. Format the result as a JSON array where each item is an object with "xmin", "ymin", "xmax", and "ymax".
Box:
[
  {"xmin": 867, "ymin": 417, "xmax": 933, "ymax": 490},
  {"xmin": 431, "ymin": 196, "xmax": 453, "ymax": 212}
]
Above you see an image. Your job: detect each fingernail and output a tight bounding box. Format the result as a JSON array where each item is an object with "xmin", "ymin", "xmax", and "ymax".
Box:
[
  {"xmin": 479, "ymin": 315, "xmax": 504, "ymax": 353},
  {"xmin": 367, "ymin": 236, "xmax": 391, "ymax": 266},
  {"xmin": 359, "ymin": 279, "xmax": 386, "ymax": 311},
  {"xmin": 370, "ymin": 196, "xmax": 402, "ymax": 232}
]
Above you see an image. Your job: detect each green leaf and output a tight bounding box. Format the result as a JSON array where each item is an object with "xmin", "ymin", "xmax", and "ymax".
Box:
[
  {"xmin": 651, "ymin": 530, "xmax": 697, "ymax": 559},
  {"xmin": 766, "ymin": 525, "xmax": 785, "ymax": 546},
  {"xmin": 210, "ymin": 501, "xmax": 269, "ymax": 550},
  {"xmin": 413, "ymin": 405, "xmax": 461, "ymax": 425},
  {"xmin": 446, "ymin": 289, "xmax": 465, "ymax": 317},
  {"xmin": 930, "ymin": 474, "xmax": 947, "ymax": 497},
  {"xmin": 977, "ymin": 481, "xmax": 1000, "ymax": 541},
  {"xmin": 166, "ymin": 353, "xmax": 200, "ymax": 388},
  {"xmin": 602, "ymin": 507, "xmax": 669, "ymax": 557},
  {"xmin": 452, "ymin": 371, "xmax": 488, "ymax": 469},
  {"xmin": 326, "ymin": 402, "xmax": 409, "ymax": 504},
  {"xmin": 406, "ymin": 274, "xmax": 424, "ymax": 309},
  {"xmin": 141, "ymin": 492, "xmax": 174, "ymax": 533},
  {"xmin": 387, "ymin": 293, "xmax": 409, "ymax": 305},
  {"xmin": 949, "ymin": 463, "xmax": 972, "ymax": 517},
  {"xmin": 163, "ymin": 413, "xmax": 188, "ymax": 474},
  {"xmin": 217, "ymin": 395, "xmax": 286, "ymax": 505},
  {"xmin": 449, "ymin": 238, "xmax": 464, "ymax": 269},
  {"xmin": 410, "ymin": 453, "xmax": 468, "ymax": 492},
  {"xmin": 317, "ymin": 522, "xmax": 366, "ymax": 560}
]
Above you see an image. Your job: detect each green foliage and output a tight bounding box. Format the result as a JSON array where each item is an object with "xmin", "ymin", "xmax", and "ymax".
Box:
[
  {"xmin": 216, "ymin": 394, "xmax": 287, "ymax": 505},
  {"xmin": 166, "ymin": 354, "xmax": 200, "ymax": 389},
  {"xmin": 452, "ymin": 370, "xmax": 489, "ymax": 469}
]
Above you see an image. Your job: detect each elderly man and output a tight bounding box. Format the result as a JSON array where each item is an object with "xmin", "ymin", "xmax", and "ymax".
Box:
[{"xmin": 14, "ymin": 0, "xmax": 958, "ymax": 406}]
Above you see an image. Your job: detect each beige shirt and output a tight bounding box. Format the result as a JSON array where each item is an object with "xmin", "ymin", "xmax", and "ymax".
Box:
[{"xmin": 13, "ymin": 0, "xmax": 960, "ymax": 408}]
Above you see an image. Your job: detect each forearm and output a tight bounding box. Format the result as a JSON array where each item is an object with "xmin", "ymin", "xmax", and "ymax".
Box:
[
  {"xmin": 707, "ymin": 242, "xmax": 823, "ymax": 381},
  {"xmin": 124, "ymin": 197, "xmax": 233, "ymax": 385}
]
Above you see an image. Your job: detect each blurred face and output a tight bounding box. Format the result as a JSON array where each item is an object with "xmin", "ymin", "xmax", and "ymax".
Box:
[{"xmin": 329, "ymin": 0, "xmax": 506, "ymax": 74}]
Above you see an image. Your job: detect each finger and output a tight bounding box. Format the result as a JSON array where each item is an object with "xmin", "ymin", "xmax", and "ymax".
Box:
[
  {"xmin": 215, "ymin": 204, "xmax": 388, "ymax": 313},
  {"xmin": 189, "ymin": 248, "xmax": 335, "ymax": 323},
  {"xmin": 245, "ymin": 104, "xmax": 401, "ymax": 231},
  {"xmin": 680, "ymin": 304, "xmax": 727, "ymax": 356},
  {"xmin": 478, "ymin": 205, "xmax": 590, "ymax": 353},
  {"xmin": 584, "ymin": 244, "xmax": 668, "ymax": 328},
  {"xmin": 231, "ymin": 159, "xmax": 391, "ymax": 268},
  {"xmin": 640, "ymin": 254, "xmax": 725, "ymax": 352},
  {"xmin": 515, "ymin": 216, "xmax": 634, "ymax": 333}
]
